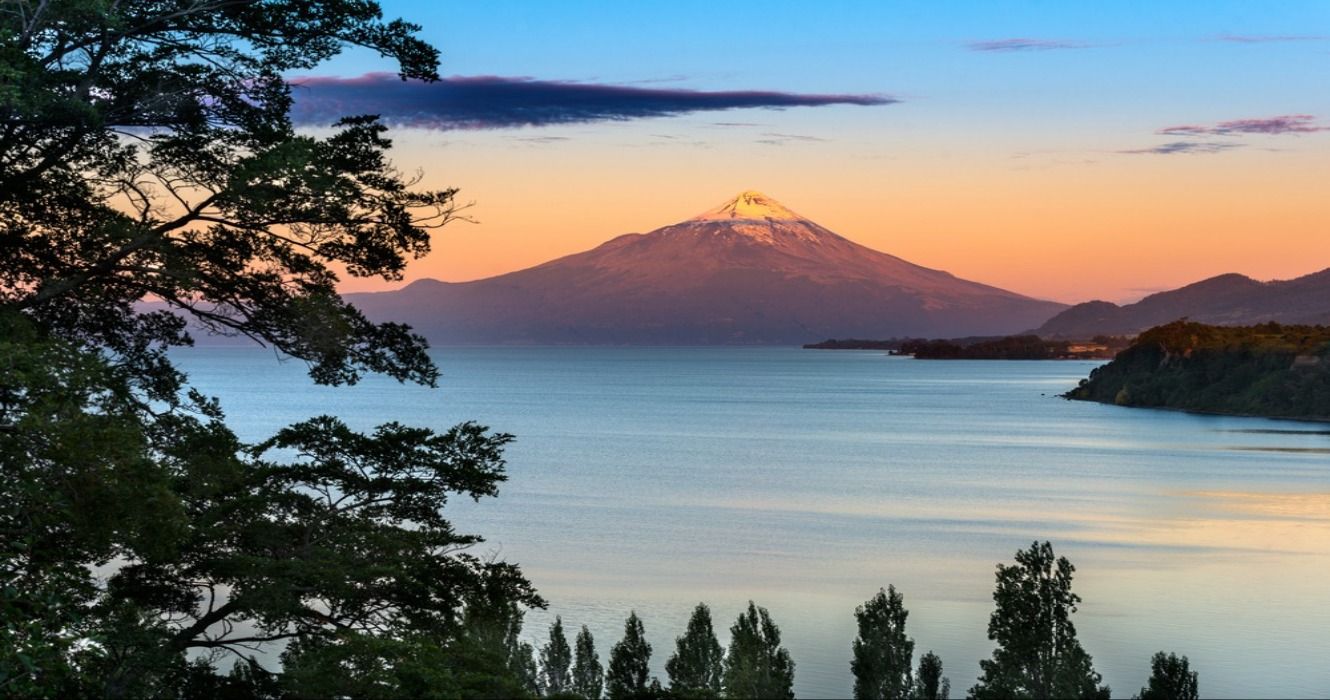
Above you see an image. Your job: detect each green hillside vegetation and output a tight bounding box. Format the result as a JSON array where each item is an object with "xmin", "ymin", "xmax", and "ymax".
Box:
[{"xmin": 1066, "ymin": 321, "xmax": 1330, "ymax": 419}]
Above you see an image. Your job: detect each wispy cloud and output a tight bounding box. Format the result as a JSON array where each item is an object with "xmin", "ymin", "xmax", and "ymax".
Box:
[
  {"xmin": 755, "ymin": 132, "xmax": 831, "ymax": 146},
  {"xmin": 1158, "ymin": 114, "xmax": 1328, "ymax": 136},
  {"xmin": 289, "ymin": 73, "xmax": 896, "ymax": 130},
  {"xmin": 1155, "ymin": 124, "xmax": 1211, "ymax": 137},
  {"xmin": 965, "ymin": 38, "xmax": 1092, "ymax": 52},
  {"xmin": 1215, "ymin": 33, "xmax": 1327, "ymax": 43},
  {"xmin": 1119, "ymin": 141, "xmax": 1244, "ymax": 156},
  {"xmin": 509, "ymin": 135, "xmax": 571, "ymax": 144}
]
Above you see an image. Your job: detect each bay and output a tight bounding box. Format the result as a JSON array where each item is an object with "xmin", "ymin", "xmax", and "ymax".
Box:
[{"xmin": 177, "ymin": 346, "xmax": 1330, "ymax": 698}]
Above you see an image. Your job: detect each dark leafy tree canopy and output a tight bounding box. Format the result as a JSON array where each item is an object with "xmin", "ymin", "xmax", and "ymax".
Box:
[
  {"xmin": 914, "ymin": 651, "xmax": 950, "ymax": 700},
  {"xmin": 540, "ymin": 616, "xmax": 573, "ymax": 696},
  {"xmin": 852, "ymin": 586, "xmax": 914, "ymax": 700},
  {"xmin": 722, "ymin": 601, "xmax": 795, "ymax": 700},
  {"xmin": 571, "ymin": 624, "xmax": 605, "ymax": 700},
  {"xmin": 1135, "ymin": 652, "xmax": 1197, "ymax": 700},
  {"xmin": 606, "ymin": 611, "xmax": 653, "ymax": 700},
  {"xmin": 666, "ymin": 602, "xmax": 724, "ymax": 697},
  {"xmin": 970, "ymin": 542, "xmax": 1109, "ymax": 700},
  {"xmin": 1, "ymin": 0, "xmax": 455, "ymax": 388},
  {"xmin": 0, "ymin": 1, "xmax": 543, "ymax": 696}
]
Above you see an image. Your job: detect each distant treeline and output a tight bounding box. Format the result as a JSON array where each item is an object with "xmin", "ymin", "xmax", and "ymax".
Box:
[
  {"xmin": 1067, "ymin": 320, "xmax": 1330, "ymax": 419},
  {"xmin": 804, "ymin": 338, "xmax": 907, "ymax": 350},
  {"xmin": 899, "ymin": 335, "xmax": 1071, "ymax": 360},
  {"xmin": 501, "ymin": 542, "xmax": 1196, "ymax": 700},
  {"xmin": 806, "ymin": 335, "xmax": 1128, "ymax": 360}
]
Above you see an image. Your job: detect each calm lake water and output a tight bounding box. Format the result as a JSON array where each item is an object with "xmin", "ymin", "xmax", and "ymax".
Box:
[{"xmin": 177, "ymin": 346, "xmax": 1330, "ymax": 699}]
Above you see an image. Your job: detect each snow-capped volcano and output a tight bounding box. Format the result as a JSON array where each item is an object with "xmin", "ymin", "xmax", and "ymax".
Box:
[
  {"xmin": 692, "ymin": 190, "xmax": 805, "ymax": 222},
  {"xmin": 347, "ymin": 191, "xmax": 1066, "ymax": 344}
]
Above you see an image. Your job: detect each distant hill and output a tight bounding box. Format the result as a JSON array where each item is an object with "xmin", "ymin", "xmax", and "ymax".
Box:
[
  {"xmin": 1036, "ymin": 269, "xmax": 1330, "ymax": 338},
  {"xmin": 346, "ymin": 191, "xmax": 1065, "ymax": 345},
  {"xmin": 1065, "ymin": 320, "xmax": 1330, "ymax": 420}
]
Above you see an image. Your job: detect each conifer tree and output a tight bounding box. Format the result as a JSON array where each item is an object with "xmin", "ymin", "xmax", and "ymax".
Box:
[
  {"xmin": 541, "ymin": 617, "xmax": 574, "ymax": 695},
  {"xmin": 1135, "ymin": 652, "xmax": 1197, "ymax": 700},
  {"xmin": 607, "ymin": 611, "xmax": 653, "ymax": 699},
  {"xmin": 970, "ymin": 542, "xmax": 1110, "ymax": 700},
  {"xmin": 666, "ymin": 603, "xmax": 724, "ymax": 696},
  {"xmin": 851, "ymin": 586, "xmax": 915, "ymax": 699},
  {"xmin": 571, "ymin": 625, "xmax": 605, "ymax": 700},
  {"xmin": 721, "ymin": 602, "xmax": 795, "ymax": 700}
]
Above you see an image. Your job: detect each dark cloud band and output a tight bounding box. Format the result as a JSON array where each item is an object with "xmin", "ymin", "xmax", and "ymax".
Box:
[
  {"xmin": 1119, "ymin": 141, "xmax": 1243, "ymax": 156},
  {"xmin": 289, "ymin": 73, "xmax": 896, "ymax": 130},
  {"xmin": 1158, "ymin": 114, "xmax": 1327, "ymax": 136}
]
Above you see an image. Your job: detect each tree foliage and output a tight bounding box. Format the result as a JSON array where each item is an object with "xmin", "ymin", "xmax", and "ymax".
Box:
[
  {"xmin": 1134, "ymin": 652, "xmax": 1197, "ymax": 700},
  {"xmin": 914, "ymin": 651, "xmax": 949, "ymax": 700},
  {"xmin": 571, "ymin": 624, "xmax": 605, "ymax": 700},
  {"xmin": 1, "ymin": 0, "xmax": 455, "ymax": 387},
  {"xmin": 0, "ymin": 1, "xmax": 539, "ymax": 696},
  {"xmin": 1068, "ymin": 321, "xmax": 1330, "ymax": 418},
  {"xmin": 852, "ymin": 586, "xmax": 915, "ymax": 700},
  {"xmin": 722, "ymin": 602, "xmax": 795, "ymax": 700},
  {"xmin": 666, "ymin": 603, "xmax": 723, "ymax": 697},
  {"xmin": 970, "ymin": 542, "xmax": 1109, "ymax": 700},
  {"xmin": 606, "ymin": 611, "xmax": 653, "ymax": 699},
  {"xmin": 541, "ymin": 616, "xmax": 574, "ymax": 696}
]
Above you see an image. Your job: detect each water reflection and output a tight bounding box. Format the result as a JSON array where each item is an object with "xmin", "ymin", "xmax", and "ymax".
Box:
[{"xmin": 176, "ymin": 347, "xmax": 1330, "ymax": 699}]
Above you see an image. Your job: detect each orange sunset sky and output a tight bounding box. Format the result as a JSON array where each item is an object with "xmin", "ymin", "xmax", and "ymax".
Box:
[{"xmin": 308, "ymin": 1, "xmax": 1330, "ymax": 305}]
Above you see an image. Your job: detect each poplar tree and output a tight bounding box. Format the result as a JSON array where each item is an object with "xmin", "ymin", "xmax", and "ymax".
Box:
[
  {"xmin": 606, "ymin": 611, "xmax": 653, "ymax": 699},
  {"xmin": 914, "ymin": 651, "xmax": 950, "ymax": 700},
  {"xmin": 514, "ymin": 642, "xmax": 540, "ymax": 696},
  {"xmin": 541, "ymin": 617, "xmax": 574, "ymax": 696},
  {"xmin": 970, "ymin": 542, "xmax": 1110, "ymax": 700},
  {"xmin": 571, "ymin": 625, "xmax": 605, "ymax": 700},
  {"xmin": 851, "ymin": 586, "xmax": 914, "ymax": 699},
  {"xmin": 666, "ymin": 603, "xmax": 724, "ymax": 696},
  {"xmin": 721, "ymin": 602, "xmax": 795, "ymax": 700}
]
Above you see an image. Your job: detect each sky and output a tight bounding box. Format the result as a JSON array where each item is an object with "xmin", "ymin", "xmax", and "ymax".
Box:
[{"xmin": 304, "ymin": 1, "xmax": 1330, "ymax": 303}]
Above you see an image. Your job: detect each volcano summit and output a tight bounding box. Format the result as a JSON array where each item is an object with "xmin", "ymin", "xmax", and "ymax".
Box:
[{"xmin": 348, "ymin": 191, "xmax": 1066, "ymax": 344}]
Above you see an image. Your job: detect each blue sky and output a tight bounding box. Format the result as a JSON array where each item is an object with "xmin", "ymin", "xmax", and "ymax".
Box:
[{"xmin": 318, "ymin": 2, "xmax": 1330, "ymax": 303}]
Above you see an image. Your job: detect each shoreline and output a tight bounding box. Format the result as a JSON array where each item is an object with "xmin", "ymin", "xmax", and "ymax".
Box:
[{"xmin": 1064, "ymin": 395, "xmax": 1330, "ymax": 425}]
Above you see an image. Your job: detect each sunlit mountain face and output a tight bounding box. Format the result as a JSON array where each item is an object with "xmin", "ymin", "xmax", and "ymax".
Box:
[{"xmin": 348, "ymin": 191, "xmax": 1066, "ymax": 344}]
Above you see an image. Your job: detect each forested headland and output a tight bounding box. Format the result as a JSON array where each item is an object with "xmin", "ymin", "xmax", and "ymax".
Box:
[{"xmin": 1066, "ymin": 321, "xmax": 1330, "ymax": 419}]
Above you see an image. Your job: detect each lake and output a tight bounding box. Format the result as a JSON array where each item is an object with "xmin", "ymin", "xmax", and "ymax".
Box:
[{"xmin": 177, "ymin": 346, "xmax": 1330, "ymax": 698}]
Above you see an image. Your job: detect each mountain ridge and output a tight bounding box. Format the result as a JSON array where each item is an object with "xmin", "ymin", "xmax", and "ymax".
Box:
[
  {"xmin": 1036, "ymin": 268, "xmax": 1330, "ymax": 338},
  {"xmin": 347, "ymin": 191, "xmax": 1067, "ymax": 345}
]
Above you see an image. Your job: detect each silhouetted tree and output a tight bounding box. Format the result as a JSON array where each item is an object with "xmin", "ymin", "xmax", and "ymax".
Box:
[
  {"xmin": 852, "ymin": 586, "xmax": 915, "ymax": 699},
  {"xmin": 1135, "ymin": 652, "xmax": 1197, "ymax": 700},
  {"xmin": 914, "ymin": 651, "xmax": 950, "ymax": 700},
  {"xmin": 515, "ymin": 642, "xmax": 540, "ymax": 695},
  {"xmin": 970, "ymin": 542, "xmax": 1109, "ymax": 700},
  {"xmin": 607, "ymin": 612, "xmax": 653, "ymax": 699},
  {"xmin": 541, "ymin": 617, "xmax": 574, "ymax": 695},
  {"xmin": 280, "ymin": 632, "xmax": 531, "ymax": 699},
  {"xmin": 572, "ymin": 625, "xmax": 605, "ymax": 700},
  {"xmin": 0, "ymin": 0, "xmax": 535, "ymax": 696},
  {"xmin": 666, "ymin": 603, "xmax": 724, "ymax": 696},
  {"xmin": 722, "ymin": 602, "xmax": 795, "ymax": 699}
]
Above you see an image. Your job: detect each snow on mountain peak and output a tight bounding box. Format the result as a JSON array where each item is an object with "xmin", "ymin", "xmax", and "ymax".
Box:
[{"xmin": 691, "ymin": 190, "xmax": 805, "ymax": 222}]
